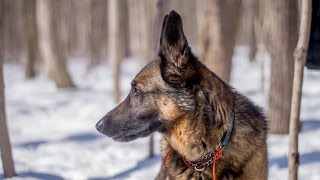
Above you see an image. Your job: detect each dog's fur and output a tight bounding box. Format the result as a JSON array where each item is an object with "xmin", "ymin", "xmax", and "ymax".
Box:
[{"xmin": 96, "ymin": 10, "xmax": 268, "ymax": 180}]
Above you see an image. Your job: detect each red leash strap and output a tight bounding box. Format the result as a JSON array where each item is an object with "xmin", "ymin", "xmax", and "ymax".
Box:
[
  {"xmin": 181, "ymin": 156, "xmax": 197, "ymax": 170},
  {"xmin": 212, "ymin": 146, "xmax": 223, "ymax": 180},
  {"xmin": 162, "ymin": 148, "xmax": 173, "ymax": 168}
]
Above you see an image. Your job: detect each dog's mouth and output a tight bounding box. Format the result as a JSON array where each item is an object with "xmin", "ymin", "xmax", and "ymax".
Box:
[
  {"xmin": 111, "ymin": 122, "xmax": 165, "ymax": 142},
  {"xmin": 97, "ymin": 116, "xmax": 165, "ymax": 142},
  {"xmin": 111, "ymin": 128, "xmax": 153, "ymax": 142}
]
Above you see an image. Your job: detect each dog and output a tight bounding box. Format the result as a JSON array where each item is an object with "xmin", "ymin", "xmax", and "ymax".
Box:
[{"xmin": 96, "ymin": 10, "xmax": 268, "ymax": 180}]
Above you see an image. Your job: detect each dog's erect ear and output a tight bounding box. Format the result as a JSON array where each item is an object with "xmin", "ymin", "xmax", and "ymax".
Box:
[
  {"xmin": 159, "ymin": 10, "xmax": 195, "ymax": 86},
  {"xmin": 160, "ymin": 10, "xmax": 189, "ymax": 69}
]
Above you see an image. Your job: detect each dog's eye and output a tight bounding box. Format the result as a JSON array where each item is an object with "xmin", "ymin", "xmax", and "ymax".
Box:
[{"xmin": 132, "ymin": 86, "xmax": 140, "ymax": 96}]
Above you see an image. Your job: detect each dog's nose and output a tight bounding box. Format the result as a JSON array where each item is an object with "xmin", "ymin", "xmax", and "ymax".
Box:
[{"xmin": 96, "ymin": 119, "xmax": 104, "ymax": 133}]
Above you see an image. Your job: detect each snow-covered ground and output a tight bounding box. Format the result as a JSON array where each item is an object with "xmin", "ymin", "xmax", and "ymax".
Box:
[{"xmin": 1, "ymin": 47, "xmax": 320, "ymax": 180}]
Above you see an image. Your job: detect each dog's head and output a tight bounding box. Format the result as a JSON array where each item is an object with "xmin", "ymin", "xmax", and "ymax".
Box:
[{"xmin": 96, "ymin": 10, "xmax": 202, "ymax": 142}]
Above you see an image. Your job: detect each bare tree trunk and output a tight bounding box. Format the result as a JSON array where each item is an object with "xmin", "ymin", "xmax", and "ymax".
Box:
[
  {"xmin": 67, "ymin": 0, "xmax": 80, "ymax": 56},
  {"xmin": 36, "ymin": 0, "xmax": 75, "ymax": 88},
  {"xmin": 142, "ymin": 1, "xmax": 156, "ymax": 65},
  {"xmin": 259, "ymin": 50, "xmax": 265, "ymax": 96},
  {"xmin": 198, "ymin": 0, "xmax": 242, "ymax": 83},
  {"xmin": 0, "ymin": 1, "xmax": 16, "ymax": 176},
  {"xmin": 247, "ymin": 0, "xmax": 258, "ymax": 62},
  {"xmin": 288, "ymin": 0, "xmax": 312, "ymax": 179},
  {"xmin": 0, "ymin": 54, "xmax": 16, "ymax": 179},
  {"xmin": 236, "ymin": 0, "xmax": 257, "ymax": 61},
  {"xmin": 87, "ymin": 0, "xmax": 108, "ymax": 70},
  {"xmin": 128, "ymin": 0, "xmax": 156, "ymax": 67},
  {"xmin": 87, "ymin": 0, "xmax": 97, "ymax": 69},
  {"xmin": 122, "ymin": 2, "xmax": 130, "ymax": 58},
  {"xmin": 253, "ymin": 0, "xmax": 266, "ymax": 96},
  {"xmin": 23, "ymin": 0, "xmax": 37, "ymax": 78},
  {"xmin": 2, "ymin": 0, "xmax": 24, "ymax": 63},
  {"xmin": 67, "ymin": 0, "xmax": 90, "ymax": 57},
  {"xmin": 108, "ymin": 0, "xmax": 126, "ymax": 103},
  {"xmin": 263, "ymin": 0, "xmax": 298, "ymax": 134}
]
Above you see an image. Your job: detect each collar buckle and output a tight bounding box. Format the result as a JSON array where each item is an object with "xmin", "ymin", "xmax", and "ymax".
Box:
[{"xmin": 218, "ymin": 142, "xmax": 225, "ymax": 151}]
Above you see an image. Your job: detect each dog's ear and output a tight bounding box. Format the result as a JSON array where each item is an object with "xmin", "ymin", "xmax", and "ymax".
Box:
[
  {"xmin": 160, "ymin": 10, "xmax": 189, "ymax": 68},
  {"xmin": 159, "ymin": 10, "xmax": 193, "ymax": 86}
]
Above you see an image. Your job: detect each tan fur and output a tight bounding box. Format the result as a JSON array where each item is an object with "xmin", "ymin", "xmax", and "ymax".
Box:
[{"xmin": 156, "ymin": 98, "xmax": 185, "ymax": 121}]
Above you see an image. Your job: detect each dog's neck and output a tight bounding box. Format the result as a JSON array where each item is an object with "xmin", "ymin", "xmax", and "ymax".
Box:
[
  {"xmin": 163, "ymin": 116, "xmax": 223, "ymax": 161},
  {"xmin": 163, "ymin": 62, "xmax": 235, "ymax": 161}
]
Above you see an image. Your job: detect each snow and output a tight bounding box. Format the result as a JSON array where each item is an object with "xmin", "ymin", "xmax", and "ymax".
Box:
[{"xmin": 1, "ymin": 47, "xmax": 320, "ymax": 180}]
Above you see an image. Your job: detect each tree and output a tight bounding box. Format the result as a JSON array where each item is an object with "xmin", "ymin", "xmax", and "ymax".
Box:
[
  {"xmin": 245, "ymin": 0, "xmax": 258, "ymax": 62},
  {"xmin": 127, "ymin": 0, "xmax": 156, "ymax": 67},
  {"xmin": 2, "ymin": 0, "xmax": 24, "ymax": 63},
  {"xmin": 263, "ymin": 0, "xmax": 298, "ymax": 134},
  {"xmin": 198, "ymin": 0, "xmax": 242, "ymax": 83},
  {"xmin": 87, "ymin": 0, "xmax": 108, "ymax": 70},
  {"xmin": 36, "ymin": 0, "xmax": 75, "ymax": 88},
  {"xmin": 23, "ymin": 0, "xmax": 38, "ymax": 78},
  {"xmin": 66, "ymin": 0, "xmax": 86, "ymax": 57},
  {"xmin": 0, "ymin": 0, "xmax": 16, "ymax": 177},
  {"xmin": 108, "ymin": 0, "xmax": 127, "ymax": 103},
  {"xmin": 254, "ymin": 0, "xmax": 266, "ymax": 96},
  {"xmin": 288, "ymin": 0, "xmax": 312, "ymax": 179}
]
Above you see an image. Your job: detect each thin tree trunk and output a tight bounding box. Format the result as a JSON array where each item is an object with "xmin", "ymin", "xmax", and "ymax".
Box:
[
  {"xmin": 128, "ymin": 0, "xmax": 156, "ymax": 67},
  {"xmin": 23, "ymin": 0, "xmax": 37, "ymax": 78},
  {"xmin": 149, "ymin": 135, "xmax": 155, "ymax": 158},
  {"xmin": 263, "ymin": 0, "xmax": 298, "ymax": 134},
  {"xmin": 87, "ymin": 0, "xmax": 108, "ymax": 71},
  {"xmin": 108, "ymin": 0, "xmax": 126, "ymax": 103},
  {"xmin": 142, "ymin": 0, "xmax": 156, "ymax": 65},
  {"xmin": 254, "ymin": 0, "xmax": 266, "ymax": 97},
  {"xmin": 247, "ymin": 0, "xmax": 258, "ymax": 62},
  {"xmin": 68, "ymin": 1, "xmax": 89, "ymax": 57},
  {"xmin": 0, "ymin": 54, "xmax": 16, "ymax": 179},
  {"xmin": 2, "ymin": 0, "xmax": 24, "ymax": 63},
  {"xmin": 288, "ymin": 0, "xmax": 312, "ymax": 179},
  {"xmin": 128, "ymin": 0, "xmax": 140, "ymax": 59},
  {"xmin": 67, "ymin": 0, "xmax": 80, "ymax": 56},
  {"xmin": 0, "ymin": 1, "xmax": 16, "ymax": 176},
  {"xmin": 87, "ymin": 0, "xmax": 97, "ymax": 70},
  {"xmin": 0, "ymin": 55, "xmax": 16, "ymax": 179},
  {"xmin": 198, "ymin": 0, "xmax": 242, "ymax": 83},
  {"xmin": 36, "ymin": 0, "xmax": 75, "ymax": 88},
  {"xmin": 260, "ymin": 50, "xmax": 265, "ymax": 96}
]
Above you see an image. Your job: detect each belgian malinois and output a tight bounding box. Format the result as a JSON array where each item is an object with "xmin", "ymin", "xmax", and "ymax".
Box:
[{"xmin": 96, "ymin": 10, "xmax": 268, "ymax": 180}]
